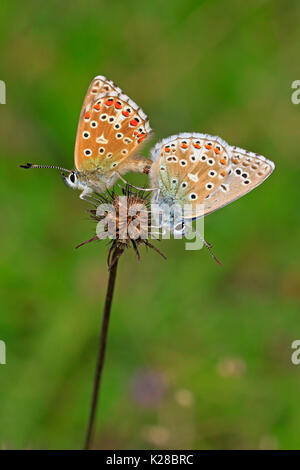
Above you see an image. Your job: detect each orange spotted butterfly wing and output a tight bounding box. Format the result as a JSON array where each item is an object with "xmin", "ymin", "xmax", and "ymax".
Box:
[
  {"xmin": 149, "ymin": 133, "xmax": 275, "ymax": 218},
  {"xmin": 75, "ymin": 75, "xmax": 152, "ymax": 178},
  {"xmin": 79, "ymin": 75, "xmax": 121, "ymax": 112}
]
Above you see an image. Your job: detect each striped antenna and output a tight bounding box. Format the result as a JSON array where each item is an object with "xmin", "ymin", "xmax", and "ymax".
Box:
[{"xmin": 19, "ymin": 163, "xmax": 71, "ymax": 173}]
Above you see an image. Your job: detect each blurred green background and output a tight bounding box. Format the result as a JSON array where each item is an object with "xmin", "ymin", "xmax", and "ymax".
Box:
[{"xmin": 1, "ymin": 0, "xmax": 300, "ymax": 450}]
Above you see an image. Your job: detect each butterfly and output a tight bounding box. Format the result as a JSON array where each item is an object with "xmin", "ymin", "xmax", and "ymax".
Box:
[
  {"xmin": 20, "ymin": 75, "xmax": 152, "ymax": 199},
  {"xmin": 149, "ymin": 132, "xmax": 275, "ymax": 237}
]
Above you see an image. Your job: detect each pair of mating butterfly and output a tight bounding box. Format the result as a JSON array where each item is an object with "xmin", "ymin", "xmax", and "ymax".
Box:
[{"xmin": 21, "ymin": 75, "xmax": 275, "ymax": 237}]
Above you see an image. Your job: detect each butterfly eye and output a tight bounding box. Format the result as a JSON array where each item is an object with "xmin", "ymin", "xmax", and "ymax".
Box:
[
  {"xmin": 69, "ymin": 173, "xmax": 76, "ymax": 184},
  {"xmin": 174, "ymin": 222, "xmax": 185, "ymax": 232}
]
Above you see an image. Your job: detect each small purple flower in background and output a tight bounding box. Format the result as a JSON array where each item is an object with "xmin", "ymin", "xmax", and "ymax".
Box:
[{"xmin": 129, "ymin": 369, "xmax": 167, "ymax": 409}]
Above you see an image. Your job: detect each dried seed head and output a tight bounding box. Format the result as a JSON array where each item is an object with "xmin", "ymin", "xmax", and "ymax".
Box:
[{"xmin": 76, "ymin": 186, "xmax": 166, "ymax": 269}]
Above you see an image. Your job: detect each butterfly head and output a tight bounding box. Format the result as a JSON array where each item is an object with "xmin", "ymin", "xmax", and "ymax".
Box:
[
  {"xmin": 62, "ymin": 170, "xmax": 93, "ymax": 193},
  {"xmin": 173, "ymin": 221, "xmax": 186, "ymax": 235},
  {"xmin": 151, "ymin": 195, "xmax": 187, "ymax": 234},
  {"xmin": 63, "ymin": 170, "xmax": 80, "ymax": 189}
]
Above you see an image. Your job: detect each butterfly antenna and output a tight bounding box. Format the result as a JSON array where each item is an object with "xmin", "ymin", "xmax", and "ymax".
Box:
[
  {"xmin": 19, "ymin": 163, "xmax": 71, "ymax": 173},
  {"xmin": 195, "ymin": 230, "xmax": 222, "ymax": 267}
]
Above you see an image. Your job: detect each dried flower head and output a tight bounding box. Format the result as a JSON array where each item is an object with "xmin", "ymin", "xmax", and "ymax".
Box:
[{"xmin": 76, "ymin": 185, "xmax": 166, "ymax": 269}]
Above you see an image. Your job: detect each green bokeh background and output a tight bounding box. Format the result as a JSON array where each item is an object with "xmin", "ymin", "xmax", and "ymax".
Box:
[{"xmin": 1, "ymin": 0, "xmax": 300, "ymax": 450}]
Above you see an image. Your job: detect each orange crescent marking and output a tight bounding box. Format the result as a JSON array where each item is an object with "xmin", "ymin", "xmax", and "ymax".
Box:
[{"xmin": 138, "ymin": 133, "xmax": 147, "ymax": 143}]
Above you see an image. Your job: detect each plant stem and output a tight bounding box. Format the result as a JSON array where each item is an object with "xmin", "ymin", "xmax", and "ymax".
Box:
[{"xmin": 84, "ymin": 246, "xmax": 121, "ymax": 450}]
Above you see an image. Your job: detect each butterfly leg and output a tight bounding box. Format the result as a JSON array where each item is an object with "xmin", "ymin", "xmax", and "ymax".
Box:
[
  {"xmin": 79, "ymin": 188, "xmax": 100, "ymax": 206},
  {"xmin": 194, "ymin": 229, "xmax": 222, "ymax": 266},
  {"xmin": 114, "ymin": 172, "xmax": 158, "ymax": 192},
  {"xmin": 79, "ymin": 187, "xmax": 93, "ymax": 200}
]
